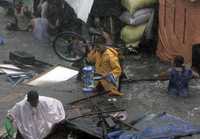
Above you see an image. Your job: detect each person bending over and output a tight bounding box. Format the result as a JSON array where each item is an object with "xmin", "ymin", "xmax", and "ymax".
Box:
[{"xmin": 7, "ymin": 90, "xmax": 65, "ymax": 139}]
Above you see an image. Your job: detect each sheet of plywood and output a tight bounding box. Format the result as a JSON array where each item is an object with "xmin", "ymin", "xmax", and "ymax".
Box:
[{"xmin": 27, "ymin": 66, "xmax": 78, "ymax": 86}]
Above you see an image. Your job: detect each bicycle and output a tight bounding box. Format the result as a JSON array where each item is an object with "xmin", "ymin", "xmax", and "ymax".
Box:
[
  {"xmin": 52, "ymin": 28, "xmax": 130, "ymax": 63},
  {"xmin": 52, "ymin": 28, "xmax": 108, "ymax": 62},
  {"xmin": 52, "ymin": 29, "xmax": 130, "ymax": 88}
]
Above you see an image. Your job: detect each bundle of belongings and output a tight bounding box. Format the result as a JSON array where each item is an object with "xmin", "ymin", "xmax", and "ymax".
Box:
[{"xmin": 120, "ymin": 0, "xmax": 157, "ymax": 51}]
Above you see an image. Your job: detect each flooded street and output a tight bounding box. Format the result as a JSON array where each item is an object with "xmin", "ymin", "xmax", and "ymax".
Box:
[{"xmin": 1, "ymin": 5, "xmax": 200, "ymax": 139}]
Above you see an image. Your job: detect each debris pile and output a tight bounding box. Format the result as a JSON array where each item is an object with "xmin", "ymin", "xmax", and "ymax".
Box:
[{"xmin": 0, "ymin": 51, "xmax": 78, "ymax": 87}]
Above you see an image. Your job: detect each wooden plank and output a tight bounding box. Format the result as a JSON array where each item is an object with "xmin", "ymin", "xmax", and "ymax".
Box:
[{"xmin": 68, "ymin": 92, "xmax": 107, "ymax": 105}]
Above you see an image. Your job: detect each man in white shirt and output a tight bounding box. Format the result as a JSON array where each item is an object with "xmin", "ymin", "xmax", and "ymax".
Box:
[{"xmin": 8, "ymin": 90, "xmax": 65, "ymax": 139}]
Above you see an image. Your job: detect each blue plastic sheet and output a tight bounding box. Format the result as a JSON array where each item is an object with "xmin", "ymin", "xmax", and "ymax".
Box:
[{"xmin": 107, "ymin": 113, "xmax": 200, "ymax": 139}]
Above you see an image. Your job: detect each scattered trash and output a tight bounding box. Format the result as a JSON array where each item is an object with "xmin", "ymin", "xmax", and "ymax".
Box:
[
  {"xmin": 0, "ymin": 51, "xmax": 55, "ymax": 86},
  {"xmin": 0, "ymin": 64, "xmax": 23, "ymax": 74},
  {"xmin": 0, "ymin": 64, "xmax": 35, "ymax": 86},
  {"xmin": 7, "ymin": 71, "xmax": 35, "ymax": 86}
]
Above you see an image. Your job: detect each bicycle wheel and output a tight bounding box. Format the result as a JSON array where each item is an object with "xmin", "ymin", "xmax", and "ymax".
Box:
[{"xmin": 53, "ymin": 32, "xmax": 87, "ymax": 62}]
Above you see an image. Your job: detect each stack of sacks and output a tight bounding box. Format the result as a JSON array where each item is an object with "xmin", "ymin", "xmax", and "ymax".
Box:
[{"xmin": 120, "ymin": 0, "xmax": 157, "ymax": 50}]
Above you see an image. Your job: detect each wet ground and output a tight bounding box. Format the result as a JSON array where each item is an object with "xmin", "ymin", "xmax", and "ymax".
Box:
[
  {"xmin": 1, "ymin": 7, "xmax": 200, "ymax": 138},
  {"xmin": 0, "ymin": 7, "xmax": 84, "ymax": 127}
]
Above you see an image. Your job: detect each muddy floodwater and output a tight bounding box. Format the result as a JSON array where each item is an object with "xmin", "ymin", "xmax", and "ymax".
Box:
[{"xmin": 1, "ymin": 6, "xmax": 200, "ymax": 139}]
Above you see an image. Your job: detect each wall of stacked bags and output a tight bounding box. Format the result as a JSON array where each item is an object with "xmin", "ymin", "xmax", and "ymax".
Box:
[{"xmin": 119, "ymin": 0, "xmax": 158, "ymax": 51}]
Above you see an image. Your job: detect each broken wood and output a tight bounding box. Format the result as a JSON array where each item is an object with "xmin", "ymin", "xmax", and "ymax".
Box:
[
  {"xmin": 122, "ymin": 76, "xmax": 199, "ymax": 83},
  {"xmin": 68, "ymin": 109, "xmax": 125, "ymax": 121},
  {"xmin": 112, "ymin": 116, "xmax": 140, "ymax": 131},
  {"xmin": 68, "ymin": 92, "xmax": 107, "ymax": 105},
  {"xmin": 121, "ymin": 77, "xmax": 169, "ymax": 83}
]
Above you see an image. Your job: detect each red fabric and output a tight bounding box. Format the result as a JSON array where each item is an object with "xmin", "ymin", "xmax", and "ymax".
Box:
[{"xmin": 157, "ymin": 0, "xmax": 200, "ymax": 64}]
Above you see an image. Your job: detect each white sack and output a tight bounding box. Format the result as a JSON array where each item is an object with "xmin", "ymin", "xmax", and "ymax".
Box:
[
  {"xmin": 119, "ymin": 8, "xmax": 153, "ymax": 26},
  {"xmin": 65, "ymin": 0, "xmax": 94, "ymax": 23},
  {"xmin": 8, "ymin": 96, "xmax": 65, "ymax": 139}
]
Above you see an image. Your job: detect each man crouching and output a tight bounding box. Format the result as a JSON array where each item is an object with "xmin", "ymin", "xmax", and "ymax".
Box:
[{"xmin": 87, "ymin": 32, "xmax": 123, "ymax": 96}]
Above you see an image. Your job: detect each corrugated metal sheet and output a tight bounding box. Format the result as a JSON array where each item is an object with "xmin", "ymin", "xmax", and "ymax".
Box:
[{"xmin": 156, "ymin": 0, "xmax": 200, "ymax": 64}]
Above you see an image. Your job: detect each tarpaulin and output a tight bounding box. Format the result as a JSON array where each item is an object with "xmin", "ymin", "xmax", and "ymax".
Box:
[
  {"xmin": 65, "ymin": 0, "xmax": 94, "ymax": 23},
  {"xmin": 156, "ymin": 0, "xmax": 200, "ymax": 64},
  {"xmin": 107, "ymin": 113, "xmax": 200, "ymax": 139}
]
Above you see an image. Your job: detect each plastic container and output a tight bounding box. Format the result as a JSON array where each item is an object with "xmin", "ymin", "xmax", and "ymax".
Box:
[{"xmin": 82, "ymin": 66, "xmax": 95, "ymax": 93}]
